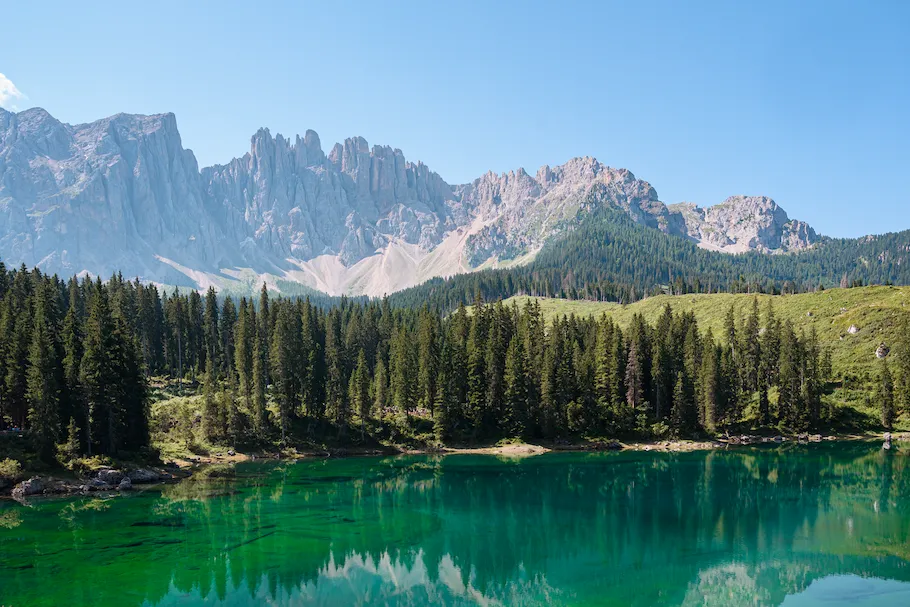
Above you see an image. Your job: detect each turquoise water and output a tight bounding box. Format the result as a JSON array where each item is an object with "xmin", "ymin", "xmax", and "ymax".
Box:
[{"xmin": 1, "ymin": 443, "xmax": 909, "ymax": 606}]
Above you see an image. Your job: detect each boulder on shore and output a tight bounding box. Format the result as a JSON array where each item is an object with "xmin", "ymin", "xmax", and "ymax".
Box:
[
  {"xmin": 128, "ymin": 469, "xmax": 160, "ymax": 484},
  {"xmin": 96, "ymin": 469, "xmax": 125, "ymax": 485},
  {"xmin": 12, "ymin": 477, "xmax": 44, "ymax": 498},
  {"xmin": 118, "ymin": 477, "xmax": 132, "ymax": 491}
]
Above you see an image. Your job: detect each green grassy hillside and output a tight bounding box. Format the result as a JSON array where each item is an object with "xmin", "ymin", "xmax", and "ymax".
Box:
[{"xmin": 500, "ymin": 287, "xmax": 910, "ymax": 429}]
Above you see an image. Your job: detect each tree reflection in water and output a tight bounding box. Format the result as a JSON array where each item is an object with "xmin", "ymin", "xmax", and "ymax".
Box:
[{"xmin": 1, "ymin": 443, "xmax": 909, "ymax": 607}]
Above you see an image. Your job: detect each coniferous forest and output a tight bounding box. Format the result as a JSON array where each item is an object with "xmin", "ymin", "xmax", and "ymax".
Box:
[{"xmin": 3, "ymin": 260, "xmax": 908, "ymax": 469}]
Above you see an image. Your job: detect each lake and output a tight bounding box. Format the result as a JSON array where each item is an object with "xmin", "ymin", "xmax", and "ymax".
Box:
[{"xmin": 1, "ymin": 443, "xmax": 909, "ymax": 606}]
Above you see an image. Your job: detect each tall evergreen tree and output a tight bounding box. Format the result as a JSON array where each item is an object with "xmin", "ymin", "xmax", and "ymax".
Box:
[
  {"xmin": 26, "ymin": 283, "xmax": 62, "ymax": 460},
  {"xmin": 503, "ymin": 334, "xmax": 530, "ymax": 437},
  {"xmin": 372, "ymin": 355, "xmax": 389, "ymax": 421},
  {"xmin": 349, "ymin": 349, "xmax": 371, "ymax": 440}
]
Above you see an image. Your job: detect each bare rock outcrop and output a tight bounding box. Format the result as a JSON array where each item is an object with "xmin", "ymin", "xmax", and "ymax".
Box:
[
  {"xmin": 0, "ymin": 106, "xmax": 823, "ymax": 296},
  {"xmin": 667, "ymin": 196, "xmax": 817, "ymax": 253}
]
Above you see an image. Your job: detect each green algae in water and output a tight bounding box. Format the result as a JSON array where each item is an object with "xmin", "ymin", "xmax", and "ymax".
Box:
[{"xmin": 1, "ymin": 444, "xmax": 910, "ymax": 606}]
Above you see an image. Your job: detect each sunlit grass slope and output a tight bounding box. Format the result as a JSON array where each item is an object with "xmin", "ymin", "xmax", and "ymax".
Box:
[{"xmin": 499, "ymin": 287, "xmax": 910, "ymax": 427}]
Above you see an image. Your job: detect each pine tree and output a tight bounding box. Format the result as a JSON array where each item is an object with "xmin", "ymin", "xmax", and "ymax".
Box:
[
  {"xmin": 670, "ymin": 373, "xmax": 690, "ymax": 437},
  {"xmin": 112, "ymin": 314, "xmax": 148, "ymax": 452},
  {"xmin": 221, "ymin": 379, "xmax": 243, "ymax": 445},
  {"xmin": 742, "ymin": 298, "xmax": 762, "ymax": 393},
  {"xmin": 699, "ymin": 330, "xmax": 720, "ymax": 432},
  {"xmin": 777, "ymin": 321, "xmax": 801, "ymax": 428},
  {"xmin": 234, "ymin": 300, "xmax": 254, "ymax": 418},
  {"xmin": 57, "ymin": 417, "xmax": 82, "ymax": 464},
  {"xmin": 625, "ymin": 341, "xmax": 644, "ymax": 415},
  {"xmin": 372, "ymin": 355, "xmax": 389, "ymax": 421},
  {"xmin": 258, "ymin": 283, "xmax": 271, "ymax": 385},
  {"xmin": 62, "ymin": 281, "xmax": 84, "ymax": 440},
  {"xmin": 594, "ymin": 317, "xmax": 613, "ymax": 423},
  {"xmin": 271, "ymin": 303, "xmax": 302, "ymax": 444},
  {"xmin": 466, "ymin": 318, "xmax": 487, "ymax": 437},
  {"xmin": 416, "ymin": 308, "xmax": 439, "ymax": 412},
  {"xmin": 251, "ymin": 323, "xmax": 267, "ymax": 438},
  {"xmin": 26, "ymin": 283, "xmax": 62, "ymax": 461},
  {"xmin": 202, "ymin": 357, "xmax": 221, "ymax": 441},
  {"xmin": 389, "ymin": 326, "xmax": 415, "ymax": 425},
  {"xmin": 349, "ymin": 349, "xmax": 371, "ymax": 440},
  {"xmin": 324, "ymin": 309, "xmax": 348, "ymax": 431},
  {"xmin": 178, "ymin": 402, "xmax": 194, "ymax": 449},
  {"xmin": 610, "ymin": 326, "xmax": 628, "ymax": 427},
  {"xmin": 203, "ymin": 286, "xmax": 220, "ymax": 373},
  {"xmin": 503, "ymin": 334, "xmax": 529, "ymax": 437},
  {"xmin": 80, "ymin": 283, "xmax": 117, "ymax": 455}
]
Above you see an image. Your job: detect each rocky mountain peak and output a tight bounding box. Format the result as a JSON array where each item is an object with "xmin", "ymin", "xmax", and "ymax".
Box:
[
  {"xmin": 668, "ymin": 195, "xmax": 817, "ymax": 253},
  {"xmin": 0, "ymin": 107, "xmax": 822, "ymax": 296}
]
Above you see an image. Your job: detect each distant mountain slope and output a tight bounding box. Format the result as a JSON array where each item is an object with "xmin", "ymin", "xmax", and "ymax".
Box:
[
  {"xmin": 387, "ymin": 204, "xmax": 910, "ymax": 310},
  {"xmin": 1, "ymin": 107, "xmax": 822, "ymax": 296}
]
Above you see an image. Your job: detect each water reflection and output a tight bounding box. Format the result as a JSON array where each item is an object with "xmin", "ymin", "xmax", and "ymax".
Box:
[{"xmin": 1, "ymin": 443, "xmax": 909, "ymax": 606}]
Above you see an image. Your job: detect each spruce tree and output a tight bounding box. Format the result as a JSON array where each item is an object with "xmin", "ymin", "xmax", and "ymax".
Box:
[
  {"xmin": 389, "ymin": 326, "xmax": 414, "ymax": 425},
  {"xmin": 203, "ymin": 286, "xmax": 220, "ymax": 373},
  {"xmin": 416, "ymin": 308, "xmax": 439, "ymax": 412},
  {"xmin": 80, "ymin": 283, "xmax": 116, "ymax": 455},
  {"xmin": 234, "ymin": 300, "xmax": 253, "ymax": 417},
  {"xmin": 349, "ymin": 349, "xmax": 371, "ymax": 440},
  {"xmin": 271, "ymin": 303, "xmax": 302, "ymax": 444},
  {"xmin": 670, "ymin": 373, "xmax": 689, "ymax": 437},
  {"xmin": 625, "ymin": 341, "xmax": 644, "ymax": 415},
  {"xmin": 699, "ymin": 330, "xmax": 719, "ymax": 432},
  {"xmin": 62, "ymin": 282, "xmax": 84, "ymax": 438},
  {"xmin": 324, "ymin": 309, "xmax": 348, "ymax": 431},
  {"xmin": 57, "ymin": 417, "xmax": 82, "ymax": 464},
  {"xmin": 26, "ymin": 283, "xmax": 62, "ymax": 461},
  {"xmin": 372, "ymin": 355, "xmax": 389, "ymax": 421},
  {"xmin": 251, "ymin": 321, "xmax": 267, "ymax": 438},
  {"xmin": 503, "ymin": 334, "xmax": 530, "ymax": 437},
  {"xmin": 202, "ymin": 357, "xmax": 221, "ymax": 442}
]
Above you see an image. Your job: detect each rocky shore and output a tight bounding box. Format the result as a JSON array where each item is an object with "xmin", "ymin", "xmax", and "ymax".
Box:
[
  {"xmin": 4, "ymin": 466, "xmax": 184, "ymax": 501},
  {"xmin": 3, "ymin": 433, "xmax": 899, "ymax": 501}
]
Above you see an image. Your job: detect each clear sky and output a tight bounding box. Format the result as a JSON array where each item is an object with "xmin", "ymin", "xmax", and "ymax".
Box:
[{"xmin": 1, "ymin": 0, "xmax": 908, "ymax": 237}]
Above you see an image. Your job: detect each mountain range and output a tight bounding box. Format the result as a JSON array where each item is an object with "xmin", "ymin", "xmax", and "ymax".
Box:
[{"xmin": 0, "ymin": 107, "xmax": 825, "ymax": 296}]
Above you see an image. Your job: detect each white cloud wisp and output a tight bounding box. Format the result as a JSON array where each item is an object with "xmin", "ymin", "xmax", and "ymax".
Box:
[{"xmin": 0, "ymin": 73, "xmax": 27, "ymax": 111}]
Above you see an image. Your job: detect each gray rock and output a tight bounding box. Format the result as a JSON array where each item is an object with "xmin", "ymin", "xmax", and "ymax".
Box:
[
  {"xmin": 83, "ymin": 477, "xmax": 113, "ymax": 491},
  {"xmin": 128, "ymin": 469, "xmax": 160, "ymax": 484},
  {"xmin": 848, "ymin": 325, "xmax": 859, "ymax": 334},
  {"xmin": 667, "ymin": 195, "xmax": 817, "ymax": 253},
  {"xmin": 118, "ymin": 477, "xmax": 132, "ymax": 491},
  {"xmin": 11, "ymin": 477, "xmax": 44, "ymax": 498},
  {"xmin": 876, "ymin": 343, "xmax": 890, "ymax": 359},
  {"xmin": 96, "ymin": 469, "xmax": 125, "ymax": 485},
  {"xmin": 0, "ymin": 106, "xmax": 823, "ymax": 298}
]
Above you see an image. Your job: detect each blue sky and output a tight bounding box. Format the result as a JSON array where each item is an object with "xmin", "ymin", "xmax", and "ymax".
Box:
[{"xmin": 1, "ymin": 0, "xmax": 908, "ymax": 237}]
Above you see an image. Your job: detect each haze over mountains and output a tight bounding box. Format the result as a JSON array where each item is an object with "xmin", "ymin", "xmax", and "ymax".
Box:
[{"xmin": 0, "ymin": 107, "xmax": 821, "ymax": 296}]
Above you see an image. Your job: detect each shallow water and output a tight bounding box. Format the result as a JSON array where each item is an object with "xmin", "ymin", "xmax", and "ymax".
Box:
[{"xmin": 1, "ymin": 443, "xmax": 909, "ymax": 606}]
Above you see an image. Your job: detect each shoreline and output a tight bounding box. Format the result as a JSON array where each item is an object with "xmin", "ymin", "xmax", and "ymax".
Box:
[{"xmin": 2, "ymin": 432, "xmax": 900, "ymax": 501}]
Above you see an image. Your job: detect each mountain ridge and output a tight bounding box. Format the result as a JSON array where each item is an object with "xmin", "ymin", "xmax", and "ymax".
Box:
[{"xmin": 1, "ymin": 107, "xmax": 821, "ymax": 296}]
